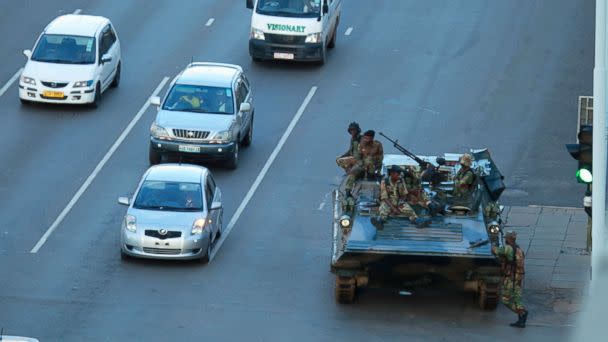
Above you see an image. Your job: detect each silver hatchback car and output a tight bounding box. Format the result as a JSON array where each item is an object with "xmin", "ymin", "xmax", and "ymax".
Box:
[{"xmin": 118, "ymin": 164, "xmax": 223, "ymax": 263}]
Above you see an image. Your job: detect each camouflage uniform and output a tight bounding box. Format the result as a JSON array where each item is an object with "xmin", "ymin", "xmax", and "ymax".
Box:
[
  {"xmin": 344, "ymin": 139, "xmax": 384, "ymax": 191},
  {"xmin": 378, "ymin": 177, "xmax": 417, "ymax": 221},
  {"xmin": 492, "ymin": 231, "xmax": 528, "ymax": 327},
  {"xmin": 336, "ymin": 134, "xmax": 361, "ymax": 171},
  {"xmin": 453, "ymin": 154, "xmax": 475, "ymax": 204}
]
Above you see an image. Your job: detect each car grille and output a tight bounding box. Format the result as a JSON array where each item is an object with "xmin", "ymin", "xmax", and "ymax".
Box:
[
  {"xmin": 143, "ymin": 247, "xmax": 181, "ymax": 255},
  {"xmin": 145, "ymin": 230, "xmax": 182, "ymax": 240},
  {"xmin": 41, "ymin": 81, "xmax": 68, "ymax": 88},
  {"xmin": 173, "ymin": 129, "xmax": 210, "ymax": 140},
  {"xmin": 266, "ymin": 33, "xmax": 306, "ymax": 45}
]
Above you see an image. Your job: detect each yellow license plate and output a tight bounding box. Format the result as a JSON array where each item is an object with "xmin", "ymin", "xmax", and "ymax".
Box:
[{"xmin": 43, "ymin": 91, "xmax": 64, "ymax": 98}]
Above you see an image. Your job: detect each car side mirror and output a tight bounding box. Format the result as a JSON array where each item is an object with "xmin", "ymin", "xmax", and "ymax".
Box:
[
  {"xmin": 23, "ymin": 49, "xmax": 32, "ymax": 59},
  {"xmin": 118, "ymin": 196, "xmax": 130, "ymax": 206},
  {"xmin": 101, "ymin": 53, "xmax": 112, "ymax": 64},
  {"xmin": 210, "ymin": 201, "xmax": 222, "ymax": 210},
  {"xmin": 150, "ymin": 96, "xmax": 161, "ymax": 106},
  {"xmin": 323, "ymin": 3, "xmax": 329, "ymax": 14},
  {"xmin": 239, "ymin": 102, "xmax": 251, "ymax": 112},
  {"xmin": 246, "ymin": 0, "xmax": 253, "ymax": 9}
]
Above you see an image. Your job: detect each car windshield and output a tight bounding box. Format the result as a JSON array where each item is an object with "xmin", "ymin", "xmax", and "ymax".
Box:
[
  {"xmin": 133, "ymin": 181, "xmax": 204, "ymax": 211},
  {"xmin": 31, "ymin": 34, "xmax": 96, "ymax": 64},
  {"xmin": 162, "ymin": 84, "xmax": 234, "ymax": 114},
  {"xmin": 256, "ymin": 0, "xmax": 321, "ymax": 18}
]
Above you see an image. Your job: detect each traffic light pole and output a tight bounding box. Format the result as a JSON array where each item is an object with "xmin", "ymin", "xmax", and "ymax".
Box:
[{"xmin": 592, "ymin": 0, "xmax": 608, "ymax": 287}]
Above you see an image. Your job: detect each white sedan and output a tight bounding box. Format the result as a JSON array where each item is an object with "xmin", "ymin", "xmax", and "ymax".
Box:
[{"xmin": 19, "ymin": 14, "xmax": 121, "ymax": 107}]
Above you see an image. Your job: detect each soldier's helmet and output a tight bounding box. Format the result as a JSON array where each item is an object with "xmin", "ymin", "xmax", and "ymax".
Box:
[
  {"xmin": 505, "ymin": 230, "xmax": 517, "ymax": 239},
  {"xmin": 388, "ymin": 165, "xmax": 402, "ymax": 175},
  {"xmin": 459, "ymin": 153, "xmax": 473, "ymax": 167},
  {"xmin": 347, "ymin": 122, "xmax": 361, "ymax": 134}
]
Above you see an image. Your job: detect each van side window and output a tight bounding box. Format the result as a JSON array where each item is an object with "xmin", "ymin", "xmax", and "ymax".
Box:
[{"xmin": 100, "ymin": 25, "xmax": 117, "ymax": 56}]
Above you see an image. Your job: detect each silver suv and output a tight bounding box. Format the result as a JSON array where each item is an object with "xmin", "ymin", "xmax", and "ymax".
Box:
[{"xmin": 149, "ymin": 62, "xmax": 254, "ymax": 169}]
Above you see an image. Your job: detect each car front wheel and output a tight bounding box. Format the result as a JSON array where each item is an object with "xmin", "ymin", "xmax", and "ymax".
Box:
[
  {"xmin": 226, "ymin": 142, "xmax": 239, "ymax": 170},
  {"xmin": 149, "ymin": 145, "xmax": 161, "ymax": 165}
]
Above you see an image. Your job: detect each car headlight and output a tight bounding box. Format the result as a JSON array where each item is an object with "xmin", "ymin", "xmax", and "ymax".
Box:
[
  {"xmin": 73, "ymin": 80, "xmax": 94, "ymax": 88},
  {"xmin": 150, "ymin": 122, "xmax": 170, "ymax": 139},
  {"xmin": 251, "ymin": 28, "xmax": 265, "ymax": 40},
  {"xmin": 124, "ymin": 215, "xmax": 137, "ymax": 232},
  {"xmin": 305, "ymin": 32, "xmax": 322, "ymax": 43},
  {"xmin": 487, "ymin": 221, "xmax": 500, "ymax": 234},
  {"xmin": 210, "ymin": 130, "xmax": 232, "ymax": 143},
  {"xmin": 339, "ymin": 214, "xmax": 351, "ymax": 228},
  {"xmin": 191, "ymin": 218, "xmax": 207, "ymax": 235},
  {"xmin": 21, "ymin": 76, "xmax": 36, "ymax": 85}
]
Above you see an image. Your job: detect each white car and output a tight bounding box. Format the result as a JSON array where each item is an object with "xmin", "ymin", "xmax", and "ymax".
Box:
[{"xmin": 19, "ymin": 14, "xmax": 121, "ymax": 107}]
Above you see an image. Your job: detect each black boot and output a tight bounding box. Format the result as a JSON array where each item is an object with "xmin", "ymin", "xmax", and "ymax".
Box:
[
  {"xmin": 509, "ymin": 311, "xmax": 527, "ymax": 328},
  {"xmin": 371, "ymin": 217, "xmax": 385, "ymax": 230}
]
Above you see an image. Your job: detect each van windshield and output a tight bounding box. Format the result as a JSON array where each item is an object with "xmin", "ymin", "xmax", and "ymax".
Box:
[
  {"xmin": 31, "ymin": 34, "xmax": 96, "ymax": 64},
  {"xmin": 256, "ymin": 0, "xmax": 321, "ymax": 18}
]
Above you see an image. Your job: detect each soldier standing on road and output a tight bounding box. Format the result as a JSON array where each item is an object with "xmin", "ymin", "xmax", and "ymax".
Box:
[
  {"xmin": 452, "ymin": 153, "xmax": 476, "ymax": 205},
  {"xmin": 371, "ymin": 165, "xmax": 417, "ymax": 230},
  {"xmin": 336, "ymin": 122, "xmax": 362, "ymax": 172},
  {"xmin": 344, "ymin": 130, "xmax": 384, "ymax": 195},
  {"xmin": 492, "ymin": 230, "xmax": 528, "ymax": 328}
]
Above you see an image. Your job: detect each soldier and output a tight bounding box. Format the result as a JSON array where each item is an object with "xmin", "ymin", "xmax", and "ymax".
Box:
[
  {"xmin": 371, "ymin": 165, "xmax": 417, "ymax": 230},
  {"xmin": 344, "ymin": 130, "xmax": 384, "ymax": 194},
  {"xmin": 452, "ymin": 153, "xmax": 476, "ymax": 204},
  {"xmin": 492, "ymin": 230, "xmax": 528, "ymax": 328},
  {"xmin": 336, "ymin": 122, "xmax": 362, "ymax": 172}
]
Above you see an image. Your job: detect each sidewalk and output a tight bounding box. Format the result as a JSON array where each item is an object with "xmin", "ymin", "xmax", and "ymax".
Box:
[{"xmin": 503, "ymin": 206, "xmax": 590, "ymax": 326}]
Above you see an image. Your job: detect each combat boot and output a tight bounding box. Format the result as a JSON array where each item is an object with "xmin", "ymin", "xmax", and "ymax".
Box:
[
  {"xmin": 371, "ymin": 217, "xmax": 385, "ymax": 230},
  {"xmin": 509, "ymin": 310, "xmax": 527, "ymax": 328}
]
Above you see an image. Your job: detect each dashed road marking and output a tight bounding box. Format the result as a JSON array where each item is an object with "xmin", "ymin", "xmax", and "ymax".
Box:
[
  {"xmin": 30, "ymin": 76, "xmax": 170, "ymax": 253},
  {"xmin": 206, "ymin": 18, "xmax": 215, "ymax": 26},
  {"xmin": 345, "ymin": 27, "xmax": 353, "ymax": 36},
  {"xmin": 73, "ymin": 9, "xmax": 82, "ymax": 14},
  {"xmin": 211, "ymin": 86, "xmax": 318, "ymax": 260},
  {"xmin": 0, "ymin": 68, "xmax": 23, "ymax": 98}
]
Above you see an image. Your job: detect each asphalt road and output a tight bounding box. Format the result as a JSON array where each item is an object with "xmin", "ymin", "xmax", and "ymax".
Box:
[{"xmin": 0, "ymin": 0, "xmax": 594, "ymax": 341}]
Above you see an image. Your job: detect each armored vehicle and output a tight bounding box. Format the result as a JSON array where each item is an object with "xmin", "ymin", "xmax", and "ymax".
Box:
[{"xmin": 331, "ymin": 147, "xmax": 506, "ymax": 309}]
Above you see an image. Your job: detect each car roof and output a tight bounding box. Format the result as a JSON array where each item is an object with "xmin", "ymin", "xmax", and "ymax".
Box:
[
  {"xmin": 176, "ymin": 62, "xmax": 242, "ymax": 88},
  {"xmin": 44, "ymin": 14, "xmax": 109, "ymax": 37},
  {"xmin": 145, "ymin": 164, "xmax": 207, "ymax": 183}
]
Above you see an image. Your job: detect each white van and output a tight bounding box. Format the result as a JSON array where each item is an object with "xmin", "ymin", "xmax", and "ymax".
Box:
[{"xmin": 246, "ymin": 0, "xmax": 342, "ymax": 64}]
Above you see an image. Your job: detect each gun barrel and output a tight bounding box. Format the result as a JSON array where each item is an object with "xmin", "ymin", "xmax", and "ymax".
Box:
[{"xmin": 379, "ymin": 132, "xmax": 428, "ymax": 167}]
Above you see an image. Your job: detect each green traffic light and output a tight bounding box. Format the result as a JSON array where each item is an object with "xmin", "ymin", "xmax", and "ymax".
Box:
[{"xmin": 577, "ymin": 168, "xmax": 593, "ymax": 183}]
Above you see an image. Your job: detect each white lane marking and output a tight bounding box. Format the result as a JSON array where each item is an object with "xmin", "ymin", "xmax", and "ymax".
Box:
[
  {"xmin": 0, "ymin": 68, "xmax": 23, "ymax": 98},
  {"xmin": 211, "ymin": 86, "xmax": 318, "ymax": 259},
  {"xmin": 205, "ymin": 18, "xmax": 215, "ymax": 26},
  {"xmin": 528, "ymin": 205, "xmax": 580, "ymax": 210},
  {"xmin": 317, "ymin": 192, "xmax": 330, "ymax": 211},
  {"xmin": 345, "ymin": 27, "xmax": 353, "ymax": 36},
  {"xmin": 0, "ymin": 68, "xmax": 23, "ymax": 96},
  {"xmin": 73, "ymin": 9, "xmax": 82, "ymax": 14},
  {"xmin": 30, "ymin": 77, "xmax": 170, "ymax": 253},
  {"xmin": 318, "ymin": 202, "xmax": 326, "ymax": 211}
]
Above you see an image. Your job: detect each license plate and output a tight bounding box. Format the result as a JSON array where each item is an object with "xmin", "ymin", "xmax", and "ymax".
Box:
[
  {"xmin": 43, "ymin": 91, "xmax": 64, "ymax": 98},
  {"xmin": 178, "ymin": 145, "xmax": 201, "ymax": 153},
  {"xmin": 273, "ymin": 52, "xmax": 294, "ymax": 60}
]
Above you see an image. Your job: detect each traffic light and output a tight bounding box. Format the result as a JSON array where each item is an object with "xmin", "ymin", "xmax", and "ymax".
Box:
[{"xmin": 566, "ymin": 124, "xmax": 593, "ymax": 184}]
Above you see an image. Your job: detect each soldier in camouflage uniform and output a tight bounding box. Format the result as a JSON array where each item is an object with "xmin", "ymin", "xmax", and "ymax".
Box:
[
  {"xmin": 452, "ymin": 153, "xmax": 476, "ymax": 205},
  {"xmin": 336, "ymin": 122, "xmax": 362, "ymax": 172},
  {"xmin": 371, "ymin": 165, "xmax": 417, "ymax": 230},
  {"xmin": 344, "ymin": 130, "xmax": 384, "ymax": 194},
  {"xmin": 492, "ymin": 230, "xmax": 528, "ymax": 328}
]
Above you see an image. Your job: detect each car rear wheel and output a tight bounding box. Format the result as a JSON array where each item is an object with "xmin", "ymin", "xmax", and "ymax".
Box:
[
  {"xmin": 226, "ymin": 142, "xmax": 239, "ymax": 170},
  {"xmin": 328, "ymin": 26, "xmax": 337, "ymax": 49},
  {"xmin": 149, "ymin": 145, "xmax": 161, "ymax": 165}
]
